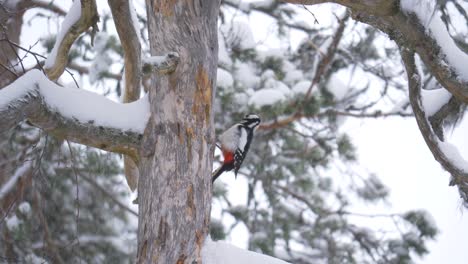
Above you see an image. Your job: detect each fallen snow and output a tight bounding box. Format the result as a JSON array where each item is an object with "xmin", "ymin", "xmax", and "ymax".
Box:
[
  {"xmin": 401, "ymin": 0, "xmax": 468, "ymax": 81},
  {"xmin": 44, "ymin": 0, "xmax": 81, "ymax": 69},
  {"xmin": 202, "ymin": 237, "xmax": 289, "ymax": 264},
  {"xmin": 0, "ymin": 70, "xmax": 150, "ymax": 133}
]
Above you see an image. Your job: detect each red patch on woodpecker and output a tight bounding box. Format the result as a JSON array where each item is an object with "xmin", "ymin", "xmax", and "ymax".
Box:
[{"xmin": 222, "ymin": 149, "xmax": 234, "ymax": 164}]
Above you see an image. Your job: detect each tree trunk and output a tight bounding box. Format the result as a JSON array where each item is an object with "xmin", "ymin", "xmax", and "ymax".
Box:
[
  {"xmin": 0, "ymin": 2, "xmax": 26, "ymax": 260},
  {"xmin": 0, "ymin": 1, "xmax": 23, "ymax": 87},
  {"xmin": 136, "ymin": 1, "xmax": 220, "ymax": 263}
]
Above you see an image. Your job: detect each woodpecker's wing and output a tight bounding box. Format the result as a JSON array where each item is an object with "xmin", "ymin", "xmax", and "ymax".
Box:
[
  {"xmin": 233, "ymin": 126, "xmax": 250, "ymax": 175},
  {"xmin": 219, "ymin": 124, "xmax": 241, "ymax": 152}
]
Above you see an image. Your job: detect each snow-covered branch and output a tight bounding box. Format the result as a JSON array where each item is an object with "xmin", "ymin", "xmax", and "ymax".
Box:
[
  {"xmin": 0, "ymin": 160, "xmax": 32, "ymax": 200},
  {"xmin": 44, "ymin": 0, "xmax": 99, "ymax": 80},
  {"xmin": 0, "ymin": 70, "xmax": 148, "ymax": 158},
  {"xmin": 352, "ymin": 3, "xmax": 468, "ymax": 103},
  {"xmin": 401, "ymin": 49, "xmax": 468, "ymax": 208},
  {"xmin": 281, "ymin": 1, "xmax": 468, "ymax": 103}
]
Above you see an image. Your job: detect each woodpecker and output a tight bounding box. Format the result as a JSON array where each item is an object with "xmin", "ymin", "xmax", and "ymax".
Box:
[{"xmin": 212, "ymin": 114, "xmax": 261, "ymax": 183}]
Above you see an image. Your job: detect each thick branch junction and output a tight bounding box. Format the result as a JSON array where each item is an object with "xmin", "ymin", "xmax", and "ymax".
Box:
[{"xmin": 0, "ymin": 70, "xmax": 145, "ymax": 159}]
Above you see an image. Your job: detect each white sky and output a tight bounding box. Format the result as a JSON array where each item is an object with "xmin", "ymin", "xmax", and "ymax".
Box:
[{"xmin": 348, "ymin": 117, "xmax": 468, "ymax": 264}]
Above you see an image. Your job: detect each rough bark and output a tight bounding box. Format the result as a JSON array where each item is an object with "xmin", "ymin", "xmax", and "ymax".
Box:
[
  {"xmin": 136, "ymin": 0, "xmax": 219, "ymax": 263},
  {"xmin": 0, "ymin": 0, "xmax": 24, "ymax": 87}
]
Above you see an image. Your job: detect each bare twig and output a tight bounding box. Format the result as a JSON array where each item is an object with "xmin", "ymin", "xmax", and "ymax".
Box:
[{"xmin": 78, "ymin": 171, "xmax": 138, "ymax": 217}]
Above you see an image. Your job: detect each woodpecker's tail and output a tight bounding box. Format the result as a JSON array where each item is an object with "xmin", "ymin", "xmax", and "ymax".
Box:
[
  {"xmin": 212, "ymin": 165, "xmax": 226, "ymax": 183},
  {"xmin": 212, "ymin": 163, "xmax": 236, "ymax": 183}
]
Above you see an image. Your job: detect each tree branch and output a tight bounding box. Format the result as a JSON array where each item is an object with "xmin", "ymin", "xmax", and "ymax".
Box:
[
  {"xmin": 0, "ymin": 70, "xmax": 145, "ymax": 159},
  {"xmin": 350, "ymin": 7, "xmax": 468, "ymax": 103},
  {"xmin": 19, "ymin": 0, "xmax": 67, "ymax": 16},
  {"xmin": 108, "ymin": 0, "xmax": 142, "ymax": 102},
  {"xmin": 77, "ymin": 171, "xmax": 138, "ymax": 217},
  {"xmin": 282, "ymin": 0, "xmax": 398, "ymax": 16},
  {"xmin": 44, "ymin": 0, "xmax": 99, "ymax": 80},
  {"xmin": 108, "ymin": 0, "xmax": 143, "ymax": 191},
  {"xmin": 401, "ymin": 48, "xmax": 468, "ymax": 207},
  {"xmin": 281, "ymin": 0, "xmax": 468, "ymax": 104}
]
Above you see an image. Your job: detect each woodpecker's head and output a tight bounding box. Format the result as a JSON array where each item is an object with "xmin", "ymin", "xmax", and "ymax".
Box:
[{"xmin": 241, "ymin": 114, "xmax": 261, "ymax": 129}]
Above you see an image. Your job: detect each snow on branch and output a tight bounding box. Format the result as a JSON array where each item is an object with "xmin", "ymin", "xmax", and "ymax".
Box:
[
  {"xmin": 44, "ymin": 0, "xmax": 99, "ymax": 80},
  {"xmin": 401, "ymin": 49, "xmax": 468, "ymax": 208},
  {"xmin": 352, "ymin": 3, "xmax": 468, "ymax": 103},
  {"xmin": 202, "ymin": 237, "xmax": 289, "ymax": 264},
  {"xmin": 281, "ymin": 0, "xmax": 468, "ymax": 102},
  {"xmin": 0, "ymin": 70, "xmax": 148, "ymax": 158},
  {"xmin": 0, "ymin": 160, "xmax": 32, "ymax": 200},
  {"xmin": 142, "ymin": 53, "xmax": 180, "ymax": 76}
]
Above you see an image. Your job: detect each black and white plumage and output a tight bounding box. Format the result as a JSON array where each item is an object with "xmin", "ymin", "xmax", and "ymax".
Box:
[{"xmin": 212, "ymin": 114, "xmax": 261, "ymax": 183}]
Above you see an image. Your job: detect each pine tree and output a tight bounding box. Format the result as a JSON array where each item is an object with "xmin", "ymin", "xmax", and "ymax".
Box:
[{"xmin": 1, "ymin": 0, "xmax": 468, "ymax": 263}]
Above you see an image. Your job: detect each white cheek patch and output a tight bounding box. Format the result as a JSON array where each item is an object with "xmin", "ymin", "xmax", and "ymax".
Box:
[{"xmin": 248, "ymin": 122, "xmax": 259, "ymax": 129}]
